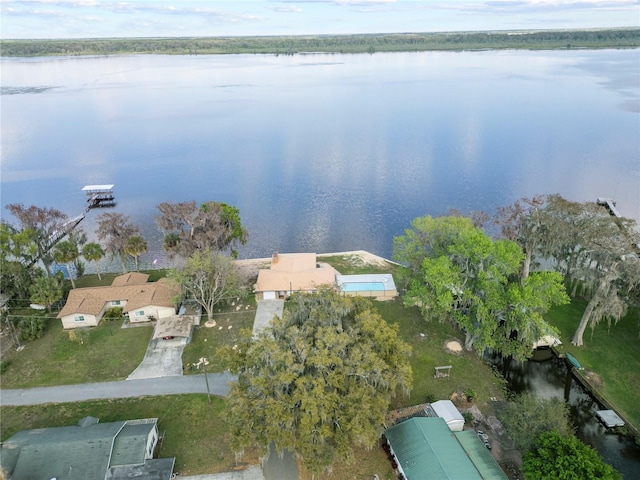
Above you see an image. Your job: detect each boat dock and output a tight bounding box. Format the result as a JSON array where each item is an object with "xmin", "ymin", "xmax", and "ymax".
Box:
[
  {"xmin": 596, "ymin": 410, "xmax": 625, "ymax": 428},
  {"xmin": 597, "ymin": 197, "xmax": 621, "ymax": 218}
]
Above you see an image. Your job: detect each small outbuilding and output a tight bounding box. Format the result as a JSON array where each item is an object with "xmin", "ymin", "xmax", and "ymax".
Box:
[{"xmin": 431, "ymin": 399, "xmax": 465, "ymax": 432}]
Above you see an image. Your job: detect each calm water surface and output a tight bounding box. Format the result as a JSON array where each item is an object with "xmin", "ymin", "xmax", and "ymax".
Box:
[
  {"xmin": 497, "ymin": 353, "xmax": 640, "ymax": 479},
  {"xmin": 1, "ymin": 50, "xmax": 639, "ymax": 265}
]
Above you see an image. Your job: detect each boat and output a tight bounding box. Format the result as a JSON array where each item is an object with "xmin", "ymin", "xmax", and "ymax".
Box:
[{"xmin": 565, "ymin": 352, "xmax": 584, "ymax": 370}]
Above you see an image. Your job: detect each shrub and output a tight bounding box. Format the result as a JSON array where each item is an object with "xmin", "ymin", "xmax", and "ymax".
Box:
[
  {"xmin": 0, "ymin": 360, "xmax": 11, "ymax": 374},
  {"xmin": 462, "ymin": 411, "xmax": 474, "ymax": 425},
  {"xmin": 103, "ymin": 307, "xmax": 123, "ymax": 321},
  {"xmin": 68, "ymin": 328, "xmax": 90, "ymax": 345},
  {"xmin": 17, "ymin": 316, "xmax": 46, "ymax": 341}
]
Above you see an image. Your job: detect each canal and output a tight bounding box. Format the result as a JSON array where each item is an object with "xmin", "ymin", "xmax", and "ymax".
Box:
[{"xmin": 496, "ymin": 350, "xmax": 640, "ymax": 479}]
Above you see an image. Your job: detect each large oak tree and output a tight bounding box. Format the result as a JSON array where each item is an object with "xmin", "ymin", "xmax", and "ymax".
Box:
[
  {"xmin": 394, "ymin": 215, "xmax": 568, "ymax": 360},
  {"xmin": 225, "ymin": 289, "xmax": 412, "ymax": 475},
  {"xmin": 155, "ymin": 200, "xmax": 247, "ymax": 258},
  {"xmin": 497, "ymin": 195, "xmax": 640, "ymax": 346}
]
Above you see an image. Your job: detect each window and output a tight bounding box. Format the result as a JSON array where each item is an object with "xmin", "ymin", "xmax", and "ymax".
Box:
[
  {"xmin": 112, "ymin": 300, "xmax": 121, "ymax": 306},
  {"xmin": 135, "ymin": 310, "xmax": 145, "ymax": 317},
  {"xmin": 74, "ymin": 315, "xmax": 85, "ymax": 322}
]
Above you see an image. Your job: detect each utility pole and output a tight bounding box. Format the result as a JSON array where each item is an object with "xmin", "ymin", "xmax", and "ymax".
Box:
[{"xmin": 200, "ymin": 357, "xmax": 211, "ymax": 404}]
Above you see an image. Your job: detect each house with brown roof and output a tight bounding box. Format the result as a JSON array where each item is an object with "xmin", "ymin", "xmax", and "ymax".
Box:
[
  {"xmin": 57, "ymin": 273, "xmax": 179, "ymax": 329},
  {"xmin": 254, "ymin": 253, "xmax": 337, "ymax": 300}
]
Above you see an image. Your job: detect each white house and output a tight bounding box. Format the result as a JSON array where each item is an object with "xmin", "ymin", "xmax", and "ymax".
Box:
[{"xmin": 57, "ymin": 273, "xmax": 179, "ymax": 329}]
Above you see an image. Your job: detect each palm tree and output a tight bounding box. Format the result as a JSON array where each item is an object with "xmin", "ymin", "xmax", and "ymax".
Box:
[
  {"xmin": 52, "ymin": 240, "xmax": 80, "ymax": 289},
  {"xmin": 82, "ymin": 242, "xmax": 105, "ymax": 280},
  {"xmin": 125, "ymin": 235, "xmax": 148, "ymax": 272}
]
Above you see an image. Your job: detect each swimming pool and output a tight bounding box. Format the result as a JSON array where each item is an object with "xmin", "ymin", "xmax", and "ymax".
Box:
[{"xmin": 341, "ymin": 282, "xmax": 386, "ymax": 292}]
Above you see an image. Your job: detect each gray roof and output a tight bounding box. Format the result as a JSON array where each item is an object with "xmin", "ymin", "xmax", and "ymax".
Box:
[
  {"xmin": 111, "ymin": 421, "xmax": 157, "ymax": 466},
  {"xmin": 0, "ymin": 418, "xmax": 169, "ymax": 480},
  {"xmin": 106, "ymin": 458, "xmax": 175, "ymax": 480},
  {"xmin": 2, "ymin": 421, "xmax": 125, "ymax": 480}
]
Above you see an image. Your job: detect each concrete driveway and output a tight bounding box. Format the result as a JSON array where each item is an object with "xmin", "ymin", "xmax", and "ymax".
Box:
[
  {"xmin": 252, "ymin": 300, "xmax": 284, "ymax": 337},
  {"xmin": 127, "ymin": 337, "xmax": 186, "ymax": 380}
]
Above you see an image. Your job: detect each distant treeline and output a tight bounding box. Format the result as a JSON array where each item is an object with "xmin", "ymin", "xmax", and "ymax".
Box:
[{"xmin": 2, "ymin": 28, "xmax": 639, "ymax": 57}]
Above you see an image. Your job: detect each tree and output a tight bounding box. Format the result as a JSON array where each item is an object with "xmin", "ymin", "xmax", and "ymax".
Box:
[
  {"xmin": 495, "ymin": 195, "xmax": 548, "ymax": 282},
  {"xmin": 498, "ymin": 394, "xmax": 573, "ymax": 453},
  {"xmin": 225, "ymin": 289, "xmax": 412, "ymax": 475},
  {"xmin": 52, "ymin": 240, "xmax": 80, "ymax": 289},
  {"xmin": 523, "ymin": 431, "xmax": 621, "ymax": 480},
  {"xmin": 155, "ymin": 201, "xmax": 248, "ymax": 258},
  {"xmin": 125, "ymin": 235, "xmax": 147, "ymax": 272},
  {"xmin": 29, "ymin": 276, "xmax": 62, "ymax": 312},
  {"xmin": 524, "ymin": 196, "xmax": 640, "ymax": 346},
  {"xmin": 5, "ymin": 203, "xmax": 68, "ymax": 275},
  {"xmin": 169, "ymin": 250, "xmax": 243, "ymax": 322},
  {"xmin": 0, "ymin": 222, "xmax": 43, "ymax": 304},
  {"xmin": 394, "ymin": 215, "xmax": 567, "ymax": 359},
  {"xmin": 96, "ymin": 212, "xmax": 140, "ymax": 273},
  {"xmin": 82, "ymin": 242, "xmax": 105, "ymax": 280}
]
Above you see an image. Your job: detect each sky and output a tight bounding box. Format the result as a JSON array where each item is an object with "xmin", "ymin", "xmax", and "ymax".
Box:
[{"xmin": 0, "ymin": 0, "xmax": 638, "ymax": 39}]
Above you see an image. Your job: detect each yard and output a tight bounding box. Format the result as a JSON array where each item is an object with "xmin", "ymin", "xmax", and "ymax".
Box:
[
  {"xmin": 3, "ymin": 255, "xmax": 637, "ymax": 478},
  {"xmin": 0, "ymin": 318, "xmax": 151, "ymax": 388}
]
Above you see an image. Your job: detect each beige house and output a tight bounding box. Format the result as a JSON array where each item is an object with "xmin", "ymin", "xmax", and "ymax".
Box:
[
  {"xmin": 254, "ymin": 253, "xmax": 337, "ymax": 300},
  {"xmin": 57, "ymin": 273, "xmax": 179, "ymax": 329}
]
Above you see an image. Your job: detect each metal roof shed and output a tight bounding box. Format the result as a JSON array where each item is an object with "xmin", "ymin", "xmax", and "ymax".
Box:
[
  {"xmin": 455, "ymin": 430, "xmax": 509, "ymax": 480},
  {"xmin": 384, "ymin": 417, "xmax": 483, "ymax": 480},
  {"xmin": 431, "ymin": 399, "xmax": 465, "ymax": 431}
]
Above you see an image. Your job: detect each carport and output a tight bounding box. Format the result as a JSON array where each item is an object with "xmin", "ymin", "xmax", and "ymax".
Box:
[{"xmin": 152, "ymin": 315, "xmax": 194, "ymax": 342}]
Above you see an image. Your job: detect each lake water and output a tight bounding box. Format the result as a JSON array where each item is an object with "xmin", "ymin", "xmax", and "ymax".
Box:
[
  {"xmin": 496, "ymin": 353, "xmax": 640, "ymax": 479},
  {"xmin": 1, "ymin": 50, "xmax": 639, "ymax": 267}
]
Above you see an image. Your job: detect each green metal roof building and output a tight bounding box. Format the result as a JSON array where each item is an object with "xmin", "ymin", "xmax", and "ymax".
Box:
[{"xmin": 384, "ymin": 417, "xmax": 508, "ymax": 480}]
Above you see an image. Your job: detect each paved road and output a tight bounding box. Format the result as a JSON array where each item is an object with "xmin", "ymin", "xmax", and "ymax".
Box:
[{"xmin": 0, "ymin": 372, "xmax": 236, "ymax": 406}]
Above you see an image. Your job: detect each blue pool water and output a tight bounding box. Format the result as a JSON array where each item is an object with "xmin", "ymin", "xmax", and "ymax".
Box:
[{"xmin": 341, "ymin": 282, "xmax": 386, "ymax": 292}]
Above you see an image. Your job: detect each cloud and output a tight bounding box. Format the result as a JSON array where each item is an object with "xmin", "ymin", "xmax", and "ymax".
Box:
[{"xmin": 269, "ymin": 4, "xmax": 303, "ymax": 12}]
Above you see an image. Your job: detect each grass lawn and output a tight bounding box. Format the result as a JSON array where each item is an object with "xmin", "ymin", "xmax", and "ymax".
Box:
[
  {"xmin": 0, "ymin": 395, "xmax": 258, "ymax": 476},
  {"xmin": 182, "ymin": 296, "xmax": 257, "ymax": 373},
  {"xmin": 374, "ymin": 298, "xmax": 507, "ymax": 410},
  {"xmin": 546, "ymin": 302, "xmax": 640, "ymax": 431},
  {"xmin": 0, "ymin": 318, "xmax": 151, "ymax": 388}
]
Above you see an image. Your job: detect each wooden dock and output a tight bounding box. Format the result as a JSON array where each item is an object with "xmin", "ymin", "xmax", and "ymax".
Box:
[{"xmin": 597, "ymin": 197, "xmax": 621, "ymax": 218}]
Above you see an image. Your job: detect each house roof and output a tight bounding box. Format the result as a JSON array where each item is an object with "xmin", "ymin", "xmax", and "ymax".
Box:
[
  {"xmin": 454, "ymin": 431, "xmax": 509, "ymax": 480},
  {"xmin": 110, "ymin": 419, "xmax": 157, "ymax": 466},
  {"xmin": 0, "ymin": 418, "xmax": 171, "ymax": 480},
  {"xmin": 106, "ymin": 458, "xmax": 175, "ymax": 480},
  {"xmin": 385, "ymin": 417, "xmax": 483, "ymax": 480},
  {"xmin": 111, "ymin": 272, "xmax": 149, "ymax": 287},
  {"xmin": 57, "ymin": 277, "xmax": 179, "ymax": 318},
  {"xmin": 1, "ymin": 419, "xmax": 126, "ymax": 480},
  {"xmin": 254, "ymin": 253, "xmax": 336, "ymax": 292}
]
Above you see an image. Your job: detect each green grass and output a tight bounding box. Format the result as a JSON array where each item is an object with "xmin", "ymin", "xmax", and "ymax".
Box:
[
  {"xmin": 319, "ymin": 253, "xmax": 400, "ymax": 275},
  {"xmin": 374, "ymin": 298, "xmax": 506, "ymax": 410},
  {"xmin": 0, "ymin": 319, "xmax": 152, "ymax": 387},
  {"xmin": 182, "ymin": 298, "xmax": 256, "ymax": 373},
  {"xmin": 0, "ymin": 395, "xmax": 257, "ymax": 475},
  {"xmin": 546, "ymin": 302, "xmax": 640, "ymax": 431}
]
